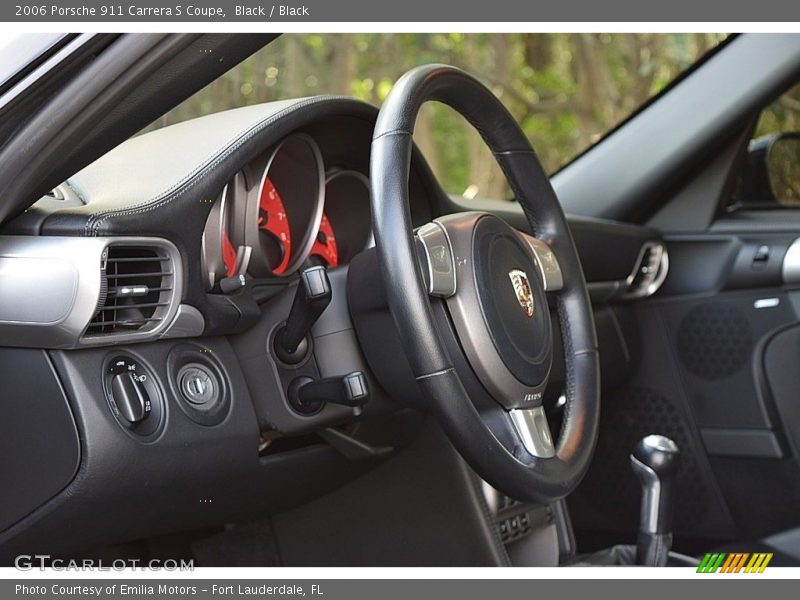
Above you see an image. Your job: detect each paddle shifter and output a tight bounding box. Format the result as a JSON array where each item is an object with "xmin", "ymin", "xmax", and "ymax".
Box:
[{"xmin": 630, "ymin": 435, "xmax": 681, "ymax": 566}]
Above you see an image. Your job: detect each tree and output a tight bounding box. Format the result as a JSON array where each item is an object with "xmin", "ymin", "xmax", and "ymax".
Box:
[{"xmin": 141, "ymin": 33, "xmax": 729, "ymax": 199}]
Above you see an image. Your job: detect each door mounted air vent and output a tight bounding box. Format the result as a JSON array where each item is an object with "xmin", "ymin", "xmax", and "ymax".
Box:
[
  {"xmin": 624, "ymin": 241, "xmax": 669, "ymax": 299},
  {"xmin": 86, "ymin": 244, "xmax": 176, "ymax": 337}
]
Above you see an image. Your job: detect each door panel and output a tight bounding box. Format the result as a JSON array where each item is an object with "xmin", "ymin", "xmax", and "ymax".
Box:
[
  {"xmin": 570, "ymin": 223, "xmax": 800, "ymax": 547},
  {"xmin": 569, "ymin": 302, "xmax": 737, "ymax": 544}
]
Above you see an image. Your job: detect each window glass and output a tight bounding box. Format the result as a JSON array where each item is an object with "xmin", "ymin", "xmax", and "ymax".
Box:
[{"xmin": 144, "ymin": 33, "xmax": 727, "ymax": 200}]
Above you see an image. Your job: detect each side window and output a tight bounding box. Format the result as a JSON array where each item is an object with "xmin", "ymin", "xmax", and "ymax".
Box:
[{"xmin": 731, "ymin": 83, "xmax": 800, "ymax": 208}]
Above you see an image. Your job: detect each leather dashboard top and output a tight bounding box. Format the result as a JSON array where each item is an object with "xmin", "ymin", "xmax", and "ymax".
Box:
[{"xmin": 20, "ymin": 96, "xmax": 378, "ymax": 237}]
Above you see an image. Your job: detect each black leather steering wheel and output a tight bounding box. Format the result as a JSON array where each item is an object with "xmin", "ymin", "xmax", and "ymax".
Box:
[{"xmin": 365, "ymin": 65, "xmax": 601, "ymax": 503}]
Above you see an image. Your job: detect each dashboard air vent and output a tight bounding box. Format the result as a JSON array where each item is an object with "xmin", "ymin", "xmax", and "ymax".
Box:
[
  {"xmin": 625, "ymin": 241, "xmax": 669, "ymax": 299},
  {"xmin": 86, "ymin": 245, "xmax": 175, "ymax": 336}
]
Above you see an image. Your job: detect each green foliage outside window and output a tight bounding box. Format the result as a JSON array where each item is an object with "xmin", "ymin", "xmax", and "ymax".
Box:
[{"xmin": 145, "ymin": 33, "xmax": 727, "ymax": 200}]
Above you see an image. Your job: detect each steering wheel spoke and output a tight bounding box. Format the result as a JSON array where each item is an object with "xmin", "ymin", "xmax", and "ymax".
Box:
[
  {"xmin": 509, "ymin": 405, "xmax": 556, "ymax": 459},
  {"xmin": 517, "ymin": 232, "xmax": 564, "ymax": 293},
  {"xmin": 416, "ymin": 221, "xmax": 457, "ymax": 297}
]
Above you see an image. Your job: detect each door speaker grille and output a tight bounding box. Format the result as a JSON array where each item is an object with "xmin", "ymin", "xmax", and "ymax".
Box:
[{"xmin": 677, "ymin": 303, "xmax": 752, "ymax": 380}]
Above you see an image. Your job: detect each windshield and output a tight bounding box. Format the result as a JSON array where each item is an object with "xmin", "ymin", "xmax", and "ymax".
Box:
[
  {"xmin": 0, "ymin": 33, "xmax": 66, "ymax": 91},
  {"xmin": 145, "ymin": 33, "xmax": 728, "ymax": 199}
]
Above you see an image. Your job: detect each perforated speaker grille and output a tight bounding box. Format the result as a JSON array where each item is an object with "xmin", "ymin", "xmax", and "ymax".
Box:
[
  {"xmin": 677, "ymin": 303, "xmax": 753, "ymax": 380},
  {"xmin": 571, "ymin": 386, "xmax": 711, "ymax": 534}
]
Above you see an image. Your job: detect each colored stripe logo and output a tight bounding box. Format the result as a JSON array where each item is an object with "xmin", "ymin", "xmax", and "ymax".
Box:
[{"xmin": 697, "ymin": 552, "xmax": 773, "ymax": 573}]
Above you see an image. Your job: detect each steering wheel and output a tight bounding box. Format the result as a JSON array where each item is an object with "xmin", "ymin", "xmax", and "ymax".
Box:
[{"xmin": 364, "ymin": 64, "xmax": 600, "ymax": 503}]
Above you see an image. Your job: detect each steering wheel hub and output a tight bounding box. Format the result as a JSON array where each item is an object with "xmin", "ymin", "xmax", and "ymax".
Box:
[
  {"xmin": 421, "ymin": 213, "xmax": 553, "ymax": 409},
  {"xmin": 471, "ymin": 216, "xmax": 552, "ymax": 390}
]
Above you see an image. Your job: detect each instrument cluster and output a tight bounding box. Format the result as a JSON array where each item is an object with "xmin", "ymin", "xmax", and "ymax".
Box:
[{"xmin": 201, "ymin": 132, "xmax": 373, "ymax": 290}]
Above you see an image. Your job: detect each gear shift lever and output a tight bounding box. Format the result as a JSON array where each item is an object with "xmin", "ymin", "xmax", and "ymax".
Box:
[{"xmin": 630, "ymin": 434, "xmax": 680, "ymax": 566}]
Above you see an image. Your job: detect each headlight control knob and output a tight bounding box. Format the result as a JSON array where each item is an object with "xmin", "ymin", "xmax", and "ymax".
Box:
[
  {"xmin": 108, "ymin": 357, "xmax": 152, "ymax": 424},
  {"xmin": 111, "ymin": 372, "xmax": 150, "ymax": 423}
]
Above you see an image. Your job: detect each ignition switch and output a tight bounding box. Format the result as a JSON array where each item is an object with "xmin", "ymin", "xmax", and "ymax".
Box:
[{"xmin": 177, "ymin": 363, "xmax": 220, "ymax": 408}]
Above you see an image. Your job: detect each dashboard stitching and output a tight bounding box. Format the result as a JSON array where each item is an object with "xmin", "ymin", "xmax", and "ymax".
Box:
[{"xmin": 83, "ymin": 95, "xmax": 358, "ymax": 236}]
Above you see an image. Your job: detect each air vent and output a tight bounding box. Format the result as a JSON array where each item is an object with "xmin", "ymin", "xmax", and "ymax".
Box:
[
  {"xmin": 86, "ymin": 245, "xmax": 175, "ymax": 336},
  {"xmin": 625, "ymin": 241, "xmax": 669, "ymax": 299}
]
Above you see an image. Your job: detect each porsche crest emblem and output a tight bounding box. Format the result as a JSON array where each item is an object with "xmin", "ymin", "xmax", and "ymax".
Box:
[{"xmin": 508, "ymin": 269, "xmax": 534, "ymax": 318}]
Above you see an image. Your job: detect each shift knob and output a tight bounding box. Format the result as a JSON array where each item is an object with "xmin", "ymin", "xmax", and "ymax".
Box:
[{"xmin": 630, "ymin": 434, "xmax": 680, "ymax": 566}]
